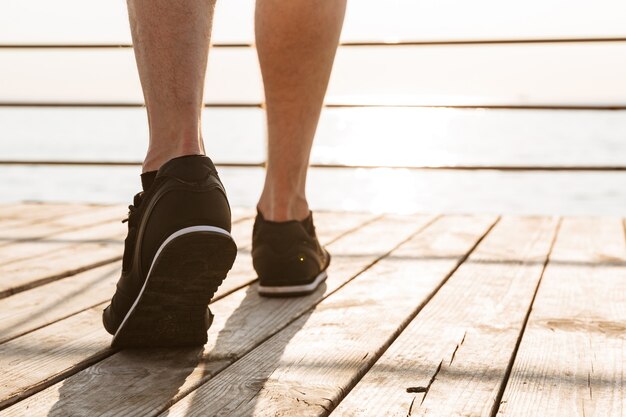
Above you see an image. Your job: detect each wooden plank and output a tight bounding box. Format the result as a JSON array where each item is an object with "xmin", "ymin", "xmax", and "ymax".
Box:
[
  {"xmin": 158, "ymin": 215, "xmax": 497, "ymax": 416},
  {"xmin": 5, "ymin": 165, "xmax": 626, "ymax": 217},
  {"xmin": 0, "ymin": 217, "xmax": 254, "ymax": 345},
  {"xmin": 0, "ymin": 212, "xmax": 373, "ymax": 407},
  {"xmin": 6, "ymin": 108, "xmax": 626, "ymax": 169},
  {"xmin": 498, "ymin": 218, "xmax": 626, "ymax": 417},
  {"xmin": 0, "ymin": 219, "xmax": 123, "ymax": 266},
  {"xmin": 0, "ymin": 204, "xmax": 32, "ymax": 218},
  {"xmin": 0, "ymin": 212, "xmax": 371, "ymax": 345},
  {"xmin": 0, "ymin": 222, "xmax": 125, "ymax": 297},
  {"xmin": 1, "ymin": 0, "xmax": 625, "ymax": 45},
  {"xmin": 3, "ymin": 44, "xmax": 626, "ymax": 106},
  {"xmin": 0, "ymin": 204, "xmax": 73, "ymax": 221},
  {"xmin": 311, "ymin": 212, "xmax": 377, "ymax": 244},
  {"xmin": 331, "ymin": 216, "xmax": 558, "ymax": 417},
  {"xmin": 0, "ymin": 203, "xmax": 82, "ymax": 222},
  {"xmin": 0, "ymin": 263, "xmax": 119, "ymax": 345},
  {"xmin": 0, "ymin": 308, "xmax": 112, "ymax": 410},
  {"xmin": 230, "ymin": 207, "xmax": 255, "ymax": 220},
  {"xmin": 0, "ymin": 205, "xmax": 89, "ymax": 235},
  {"xmin": 0, "ymin": 203, "xmax": 72, "ymax": 219},
  {"xmin": 0, "ymin": 204, "xmax": 124, "ymax": 247},
  {"xmin": 197, "ymin": 211, "xmax": 375, "ymax": 315},
  {"xmin": 0, "ymin": 204, "xmax": 114, "ymax": 230},
  {"xmin": 0, "ymin": 208, "xmax": 255, "ymax": 297},
  {"xmin": 0, "ymin": 214, "xmax": 433, "ymax": 414}
]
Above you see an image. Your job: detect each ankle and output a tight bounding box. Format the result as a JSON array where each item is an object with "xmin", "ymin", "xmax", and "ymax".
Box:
[
  {"xmin": 257, "ymin": 196, "xmax": 310, "ymax": 222},
  {"xmin": 143, "ymin": 140, "xmax": 204, "ymax": 172}
]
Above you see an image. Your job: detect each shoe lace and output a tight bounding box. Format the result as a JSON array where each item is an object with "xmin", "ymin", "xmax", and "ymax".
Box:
[{"xmin": 121, "ymin": 192, "xmax": 144, "ymax": 271}]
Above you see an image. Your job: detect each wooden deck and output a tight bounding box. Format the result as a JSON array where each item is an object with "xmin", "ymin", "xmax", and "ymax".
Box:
[{"xmin": 0, "ymin": 203, "xmax": 624, "ymax": 416}]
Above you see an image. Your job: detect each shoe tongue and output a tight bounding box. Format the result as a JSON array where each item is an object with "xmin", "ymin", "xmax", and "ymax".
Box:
[
  {"xmin": 156, "ymin": 155, "xmax": 216, "ymax": 183},
  {"xmin": 140, "ymin": 171, "xmax": 157, "ymax": 191}
]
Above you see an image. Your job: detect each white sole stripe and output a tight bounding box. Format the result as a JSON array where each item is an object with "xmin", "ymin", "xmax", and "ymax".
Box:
[
  {"xmin": 257, "ymin": 270, "xmax": 328, "ymax": 294},
  {"xmin": 112, "ymin": 225, "xmax": 232, "ymax": 343}
]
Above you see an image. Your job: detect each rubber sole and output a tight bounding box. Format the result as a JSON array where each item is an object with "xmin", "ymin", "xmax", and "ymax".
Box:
[
  {"xmin": 111, "ymin": 230, "xmax": 237, "ymax": 348},
  {"xmin": 257, "ymin": 270, "xmax": 328, "ymax": 297}
]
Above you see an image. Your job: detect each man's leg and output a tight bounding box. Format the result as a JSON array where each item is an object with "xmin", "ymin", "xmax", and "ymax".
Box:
[
  {"xmin": 103, "ymin": 0, "xmax": 237, "ymax": 347},
  {"xmin": 252, "ymin": 0, "xmax": 346, "ymax": 297},
  {"xmin": 128, "ymin": 0, "xmax": 215, "ymax": 172},
  {"xmin": 255, "ymin": 0, "xmax": 347, "ymax": 221}
]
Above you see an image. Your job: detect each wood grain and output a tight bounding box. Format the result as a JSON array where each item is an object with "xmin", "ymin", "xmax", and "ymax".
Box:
[
  {"xmin": 0, "ymin": 203, "xmax": 83, "ymax": 222},
  {"xmin": 0, "ymin": 214, "xmax": 257, "ymax": 344},
  {"xmin": 332, "ymin": 216, "xmax": 558, "ymax": 417},
  {"xmin": 0, "ymin": 306, "xmax": 112, "ymax": 409},
  {"xmin": 0, "ymin": 207, "xmax": 256, "ymax": 297},
  {"xmin": 0, "ymin": 212, "xmax": 375, "ymax": 409},
  {"xmin": 0, "ymin": 220, "xmax": 123, "ymax": 266},
  {"xmin": 0, "ymin": 221, "xmax": 126, "ymax": 297},
  {"xmin": 159, "ymin": 215, "xmax": 496, "ymax": 416},
  {"xmin": 0, "ymin": 212, "xmax": 368, "ymax": 346},
  {"xmin": 0, "ymin": 215, "xmax": 432, "ymax": 415},
  {"xmin": 0, "ymin": 263, "xmax": 120, "ymax": 345},
  {"xmin": 216, "ymin": 212, "xmax": 378, "ymax": 300},
  {"xmin": 498, "ymin": 217, "xmax": 626, "ymax": 416},
  {"xmin": 0, "ymin": 204, "xmax": 124, "ymax": 247}
]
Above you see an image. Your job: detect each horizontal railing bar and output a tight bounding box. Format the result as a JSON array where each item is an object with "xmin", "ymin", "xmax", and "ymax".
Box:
[
  {"xmin": 0, "ymin": 103, "xmax": 261, "ymax": 108},
  {"xmin": 4, "ymin": 160, "xmax": 626, "ymax": 171},
  {"xmin": 329, "ymin": 104, "xmax": 626, "ymax": 110},
  {"xmin": 0, "ymin": 43, "xmax": 249, "ymax": 49},
  {"xmin": 2, "ymin": 37, "xmax": 626, "ymax": 48},
  {"xmin": 1, "ymin": 103, "xmax": 626, "ymax": 110}
]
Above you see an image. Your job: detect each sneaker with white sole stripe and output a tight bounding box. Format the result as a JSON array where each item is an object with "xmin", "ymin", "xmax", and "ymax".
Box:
[
  {"xmin": 252, "ymin": 211, "xmax": 331, "ymax": 297},
  {"xmin": 102, "ymin": 155, "xmax": 237, "ymax": 348}
]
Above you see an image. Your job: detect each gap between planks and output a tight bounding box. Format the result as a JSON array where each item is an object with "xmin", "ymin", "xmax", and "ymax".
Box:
[
  {"xmin": 0, "ymin": 213, "xmax": 436, "ymax": 414},
  {"xmin": 0, "ymin": 203, "xmax": 86, "ymax": 221},
  {"xmin": 0, "ymin": 208, "xmax": 256, "ymax": 298},
  {"xmin": 0, "ymin": 211, "xmax": 378, "ymax": 409},
  {"xmin": 156, "ymin": 214, "xmax": 499, "ymax": 416},
  {"xmin": 325, "ymin": 216, "xmax": 559, "ymax": 417},
  {"xmin": 0, "ymin": 211, "xmax": 375, "ymax": 346},
  {"xmin": 497, "ymin": 217, "xmax": 626, "ymax": 417},
  {"xmin": 0, "ymin": 204, "xmax": 125, "ymax": 248}
]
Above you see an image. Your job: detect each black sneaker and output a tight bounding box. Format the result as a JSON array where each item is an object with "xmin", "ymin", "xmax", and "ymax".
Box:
[
  {"xmin": 252, "ymin": 211, "xmax": 330, "ymax": 297},
  {"xmin": 102, "ymin": 155, "xmax": 237, "ymax": 348}
]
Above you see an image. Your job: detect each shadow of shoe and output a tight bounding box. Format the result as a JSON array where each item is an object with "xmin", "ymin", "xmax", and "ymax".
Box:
[{"xmin": 45, "ymin": 282, "xmax": 322, "ymax": 417}]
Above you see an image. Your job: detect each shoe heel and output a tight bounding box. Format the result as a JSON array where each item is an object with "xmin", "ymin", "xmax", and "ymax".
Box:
[{"xmin": 112, "ymin": 230, "xmax": 237, "ymax": 348}]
